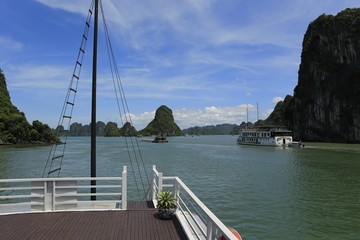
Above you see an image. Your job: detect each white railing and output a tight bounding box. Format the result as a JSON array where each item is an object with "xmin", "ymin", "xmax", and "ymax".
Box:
[
  {"xmin": 0, "ymin": 166, "xmax": 127, "ymax": 214},
  {"xmin": 151, "ymin": 165, "xmax": 238, "ymax": 240}
]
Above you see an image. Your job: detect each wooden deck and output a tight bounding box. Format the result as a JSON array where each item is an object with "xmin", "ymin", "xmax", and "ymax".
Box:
[{"xmin": 0, "ymin": 201, "xmax": 188, "ymax": 240}]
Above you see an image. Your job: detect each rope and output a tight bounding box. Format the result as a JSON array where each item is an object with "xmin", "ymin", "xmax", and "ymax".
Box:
[{"xmin": 99, "ymin": 0, "xmax": 150, "ymax": 200}]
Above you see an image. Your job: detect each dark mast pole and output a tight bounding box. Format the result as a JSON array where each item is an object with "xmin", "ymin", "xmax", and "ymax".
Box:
[{"xmin": 91, "ymin": 0, "xmax": 99, "ymax": 201}]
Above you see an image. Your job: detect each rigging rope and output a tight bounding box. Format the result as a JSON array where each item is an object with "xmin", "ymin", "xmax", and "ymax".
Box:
[
  {"xmin": 99, "ymin": 0, "xmax": 150, "ymax": 199},
  {"xmin": 42, "ymin": 0, "xmax": 150, "ymax": 201}
]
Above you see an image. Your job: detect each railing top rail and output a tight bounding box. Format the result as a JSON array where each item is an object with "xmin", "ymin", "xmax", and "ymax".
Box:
[
  {"xmin": 0, "ymin": 177, "xmax": 122, "ymax": 183},
  {"xmin": 174, "ymin": 177, "xmax": 237, "ymax": 240}
]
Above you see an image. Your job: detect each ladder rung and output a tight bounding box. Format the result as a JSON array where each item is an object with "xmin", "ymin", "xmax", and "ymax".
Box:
[
  {"xmin": 89, "ymin": 9, "xmax": 93, "ymax": 14},
  {"xmin": 83, "ymin": 34, "xmax": 87, "ymax": 40},
  {"xmin": 73, "ymin": 74, "xmax": 79, "ymax": 80},
  {"xmin": 80, "ymin": 48, "xmax": 85, "ymax": 53},
  {"xmin": 76, "ymin": 61, "xmax": 82, "ymax": 67},
  {"xmin": 66, "ymin": 101, "xmax": 74, "ymax": 106},
  {"xmin": 86, "ymin": 21, "xmax": 90, "ymax": 27},
  {"xmin": 63, "ymin": 116, "xmax": 71, "ymax": 119},
  {"xmin": 69, "ymin": 88, "xmax": 77, "ymax": 93},
  {"xmin": 48, "ymin": 168, "xmax": 61, "ymax": 175},
  {"xmin": 52, "ymin": 155, "xmax": 64, "ymax": 160}
]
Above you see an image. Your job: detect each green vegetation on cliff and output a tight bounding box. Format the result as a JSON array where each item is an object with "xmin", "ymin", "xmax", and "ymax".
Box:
[
  {"xmin": 121, "ymin": 122, "xmax": 137, "ymax": 136},
  {"xmin": 0, "ymin": 69, "xmax": 60, "ymax": 144},
  {"xmin": 138, "ymin": 105, "xmax": 183, "ymax": 136},
  {"xmin": 104, "ymin": 122, "xmax": 121, "ymax": 137}
]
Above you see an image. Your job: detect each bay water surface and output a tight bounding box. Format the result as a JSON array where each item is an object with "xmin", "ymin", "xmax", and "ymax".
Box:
[{"xmin": 0, "ymin": 135, "xmax": 359, "ymax": 239}]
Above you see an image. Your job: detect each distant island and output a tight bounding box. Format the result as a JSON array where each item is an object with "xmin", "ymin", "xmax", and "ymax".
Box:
[
  {"xmin": 0, "ymin": 69, "xmax": 60, "ymax": 145},
  {"xmin": 138, "ymin": 105, "xmax": 183, "ymax": 136},
  {"xmin": 183, "ymin": 124, "xmax": 237, "ymax": 135},
  {"xmin": 55, "ymin": 105, "xmax": 183, "ymax": 137},
  {"xmin": 55, "ymin": 121, "xmax": 137, "ymax": 137}
]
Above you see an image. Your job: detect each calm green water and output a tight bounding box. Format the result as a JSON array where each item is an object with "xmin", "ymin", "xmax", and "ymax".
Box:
[{"xmin": 0, "ymin": 135, "xmax": 359, "ymax": 240}]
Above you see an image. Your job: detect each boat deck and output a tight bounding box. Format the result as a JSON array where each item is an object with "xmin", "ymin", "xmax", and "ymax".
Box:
[{"xmin": 0, "ymin": 201, "xmax": 188, "ymax": 240}]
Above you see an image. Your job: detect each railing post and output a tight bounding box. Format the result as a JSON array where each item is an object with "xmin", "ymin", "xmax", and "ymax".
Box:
[
  {"xmin": 52, "ymin": 181, "xmax": 56, "ymax": 211},
  {"xmin": 174, "ymin": 178, "xmax": 180, "ymax": 206},
  {"xmin": 43, "ymin": 181, "xmax": 47, "ymax": 211},
  {"xmin": 152, "ymin": 165, "xmax": 157, "ymax": 200},
  {"xmin": 158, "ymin": 171, "xmax": 163, "ymax": 194},
  {"xmin": 122, "ymin": 166, "xmax": 127, "ymax": 210},
  {"xmin": 206, "ymin": 220, "xmax": 216, "ymax": 240}
]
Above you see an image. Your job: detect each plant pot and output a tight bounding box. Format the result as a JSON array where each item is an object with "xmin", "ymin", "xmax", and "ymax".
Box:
[{"xmin": 158, "ymin": 206, "xmax": 177, "ymax": 220}]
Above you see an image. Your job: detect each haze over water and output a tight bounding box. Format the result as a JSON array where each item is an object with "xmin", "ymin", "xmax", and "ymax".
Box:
[{"xmin": 0, "ymin": 135, "xmax": 359, "ymax": 239}]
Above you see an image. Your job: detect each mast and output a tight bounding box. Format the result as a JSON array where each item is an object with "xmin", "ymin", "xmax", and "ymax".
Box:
[{"xmin": 91, "ymin": 0, "xmax": 99, "ymax": 201}]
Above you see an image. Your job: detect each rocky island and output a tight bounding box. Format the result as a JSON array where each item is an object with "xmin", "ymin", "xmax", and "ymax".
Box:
[
  {"xmin": 0, "ymin": 69, "xmax": 60, "ymax": 144},
  {"xmin": 265, "ymin": 8, "xmax": 360, "ymax": 143},
  {"xmin": 138, "ymin": 105, "xmax": 183, "ymax": 136}
]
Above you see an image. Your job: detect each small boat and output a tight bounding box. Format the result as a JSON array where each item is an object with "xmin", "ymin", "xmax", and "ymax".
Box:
[
  {"xmin": 237, "ymin": 125, "xmax": 296, "ymax": 147},
  {"xmin": 152, "ymin": 136, "xmax": 168, "ymax": 143},
  {"xmin": 139, "ymin": 135, "xmax": 168, "ymax": 143}
]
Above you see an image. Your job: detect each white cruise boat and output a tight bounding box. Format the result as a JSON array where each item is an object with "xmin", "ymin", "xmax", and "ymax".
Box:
[{"xmin": 237, "ymin": 126, "xmax": 294, "ymax": 147}]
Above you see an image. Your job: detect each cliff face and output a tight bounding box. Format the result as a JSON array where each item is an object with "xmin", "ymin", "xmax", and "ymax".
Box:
[
  {"xmin": 265, "ymin": 95, "xmax": 294, "ymax": 129},
  {"xmin": 0, "ymin": 69, "xmax": 59, "ymax": 144},
  {"xmin": 266, "ymin": 9, "xmax": 360, "ymax": 143},
  {"xmin": 121, "ymin": 122, "xmax": 137, "ymax": 136},
  {"xmin": 293, "ymin": 9, "xmax": 360, "ymax": 142},
  {"xmin": 138, "ymin": 105, "xmax": 183, "ymax": 136}
]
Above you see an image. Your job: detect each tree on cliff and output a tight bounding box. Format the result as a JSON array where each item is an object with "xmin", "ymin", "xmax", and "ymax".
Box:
[
  {"xmin": 138, "ymin": 105, "xmax": 183, "ymax": 136},
  {"xmin": 0, "ymin": 69, "xmax": 60, "ymax": 144}
]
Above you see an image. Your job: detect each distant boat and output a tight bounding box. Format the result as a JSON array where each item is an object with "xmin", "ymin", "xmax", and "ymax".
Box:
[
  {"xmin": 139, "ymin": 135, "xmax": 168, "ymax": 143},
  {"xmin": 152, "ymin": 136, "xmax": 168, "ymax": 143},
  {"xmin": 237, "ymin": 125, "xmax": 301, "ymax": 147}
]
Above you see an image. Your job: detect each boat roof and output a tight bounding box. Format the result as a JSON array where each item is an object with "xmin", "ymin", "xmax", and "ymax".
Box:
[{"xmin": 240, "ymin": 125, "xmax": 292, "ymax": 132}]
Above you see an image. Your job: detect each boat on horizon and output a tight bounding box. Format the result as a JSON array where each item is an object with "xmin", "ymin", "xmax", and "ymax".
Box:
[
  {"xmin": 139, "ymin": 135, "xmax": 168, "ymax": 143},
  {"xmin": 237, "ymin": 125, "xmax": 303, "ymax": 147}
]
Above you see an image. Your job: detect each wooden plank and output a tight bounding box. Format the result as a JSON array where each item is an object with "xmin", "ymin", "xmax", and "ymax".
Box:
[{"xmin": 0, "ymin": 202, "xmax": 188, "ymax": 240}]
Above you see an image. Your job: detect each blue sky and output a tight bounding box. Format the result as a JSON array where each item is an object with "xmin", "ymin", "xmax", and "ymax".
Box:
[{"xmin": 0, "ymin": 0, "xmax": 358, "ymax": 130}]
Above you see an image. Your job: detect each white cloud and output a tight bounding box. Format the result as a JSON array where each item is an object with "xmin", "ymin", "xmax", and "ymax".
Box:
[
  {"xmin": 7, "ymin": 64, "xmax": 72, "ymax": 89},
  {"xmin": 0, "ymin": 36, "xmax": 23, "ymax": 51},
  {"xmin": 172, "ymin": 105, "xmax": 260, "ymax": 129},
  {"xmin": 126, "ymin": 111, "xmax": 155, "ymax": 128},
  {"xmin": 109, "ymin": 105, "xmax": 268, "ymax": 130},
  {"xmin": 35, "ymin": 0, "xmax": 90, "ymax": 15},
  {"xmin": 272, "ymin": 96, "xmax": 284, "ymax": 103}
]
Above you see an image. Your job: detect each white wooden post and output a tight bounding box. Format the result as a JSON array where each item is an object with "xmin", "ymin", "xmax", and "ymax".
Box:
[
  {"xmin": 152, "ymin": 165, "xmax": 157, "ymax": 200},
  {"xmin": 206, "ymin": 220, "xmax": 215, "ymax": 240},
  {"xmin": 174, "ymin": 179, "xmax": 180, "ymax": 206},
  {"xmin": 122, "ymin": 166, "xmax": 127, "ymax": 210},
  {"xmin": 43, "ymin": 181, "xmax": 47, "ymax": 211},
  {"xmin": 158, "ymin": 171, "xmax": 163, "ymax": 194},
  {"xmin": 52, "ymin": 181, "xmax": 56, "ymax": 211}
]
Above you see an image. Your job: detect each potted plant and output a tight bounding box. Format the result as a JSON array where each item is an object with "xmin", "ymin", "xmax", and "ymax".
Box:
[{"xmin": 157, "ymin": 190, "xmax": 177, "ymax": 219}]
